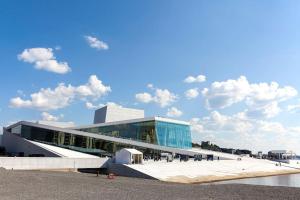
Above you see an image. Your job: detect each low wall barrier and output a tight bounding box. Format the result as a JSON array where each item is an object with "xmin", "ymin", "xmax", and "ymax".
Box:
[{"xmin": 0, "ymin": 157, "xmax": 110, "ymax": 170}]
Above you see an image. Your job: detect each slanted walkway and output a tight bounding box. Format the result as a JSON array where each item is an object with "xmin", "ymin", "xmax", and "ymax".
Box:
[
  {"xmin": 30, "ymin": 141, "xmax": 99, "ymax": 158},
  {"xmin": 125, "ymin": 158, "xmax": 300, "ymax": 183}
]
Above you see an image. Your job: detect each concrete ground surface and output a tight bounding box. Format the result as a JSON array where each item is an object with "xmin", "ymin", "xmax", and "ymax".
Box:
[{"xmin": 0, "ymin": 170, "xmax": 299, "ymax": 200}]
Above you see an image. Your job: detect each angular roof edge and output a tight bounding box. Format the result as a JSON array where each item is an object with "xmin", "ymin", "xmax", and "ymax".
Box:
[{"xmin": 73, "ymin": 116, "xmax": 190, "ymax": 130}]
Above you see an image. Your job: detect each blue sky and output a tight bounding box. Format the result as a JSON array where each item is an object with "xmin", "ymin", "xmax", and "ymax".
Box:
[{"xmin": 1, "ymin": 0, "xmax": 300, "ymax": 153}]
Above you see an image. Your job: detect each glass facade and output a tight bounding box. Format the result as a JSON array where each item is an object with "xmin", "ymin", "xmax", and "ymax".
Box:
[
  {"xmin": 78, "ymin": 120, "xmax": 192, "ymax": 149},
  {"xmin": 7, "ymin": 119, "xmax": 192, "ymax": 156},
  {"xmin": 155, "ymin": 121, "xmax": 191, "ymax": 149},
  {"xmin": 16, "ymin": 125, "xmax": 151, "ymax": 156},
  {"xmin": 78, "ymin": 121, "xmax": 157, "ymax": 144}
]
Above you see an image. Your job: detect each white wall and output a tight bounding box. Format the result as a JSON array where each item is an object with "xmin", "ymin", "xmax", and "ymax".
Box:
[
  {"xmin": 94, "ymin": 105, "xmax": 144, "ymax": 124},
  {"xmin": 0, "ymin": 157, "xmax": 109, "ymax": 170},
  {"xmin": 106, "ymin": 106, "xmax": 145, "ymax": 123}
]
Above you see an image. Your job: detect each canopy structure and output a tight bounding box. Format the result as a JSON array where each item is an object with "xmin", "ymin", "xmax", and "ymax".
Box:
[{"xmin": 115, "ymin": 148, "xmax": 143, "ymax": 164}]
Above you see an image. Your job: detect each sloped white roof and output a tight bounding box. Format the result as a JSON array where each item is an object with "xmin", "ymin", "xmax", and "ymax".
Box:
[
  {"xmin": 30, "ymin": 140, "xmax": 99, "ymax": 158},
  {"xmin": 120, "ymin": 148, "xmax": 143, "ymax": 154}
]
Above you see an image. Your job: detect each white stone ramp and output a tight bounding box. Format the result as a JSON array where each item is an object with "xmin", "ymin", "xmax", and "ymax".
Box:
[
  {"xmin": 29, "ymin": 141, "xmax": 99, "ymax": 158},
  {"xmin": 125, "ymin": 158, "xmax": 300, "ymax": 182}
]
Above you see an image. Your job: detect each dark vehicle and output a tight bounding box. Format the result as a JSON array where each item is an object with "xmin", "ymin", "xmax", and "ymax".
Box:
[
  {"xmin": 206, "ymin": 154, "xmax": 214, "ymax": 161},
  {"xmin": 180, "ymin": 154, "xmax": 189, "ymax": 162},
  {"xmin": 194, "ymin": 154, "xmax": 202, "ymax": 161}
]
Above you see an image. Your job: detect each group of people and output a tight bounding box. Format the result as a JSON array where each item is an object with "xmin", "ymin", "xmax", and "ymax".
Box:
[
  {"xmin": 143, "ymin": 154, "xmax": 161, "ymax": 161},
  {"xmin": 143, "ymin": 153, "xmax": 220, "ymax": 162}
]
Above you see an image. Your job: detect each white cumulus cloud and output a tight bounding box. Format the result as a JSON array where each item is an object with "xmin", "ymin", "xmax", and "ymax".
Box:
[
  {"xmin": 18, "ymin": 48, "xmax": 71, "ymax": 74},
  {"xmin": 287, "ymin": 101, "xmax": 300, "ymax": 113},
  {"xmin": 135, "ymin": 93, "xmax": 153, "ymax": 103},
  {"xmin": 245, "ymin": 101, "xmax": 281, "ymax": 119},
  {"xmin": 154, "ymin": 89, "xmax": 178, "ymax": 107},
  {"xmin": 86, "ymin": 102, "xmax": 121, "ymax": 110},
  {"xmin": 166, "ymin": 107, "xmax": 183, "ymax": 117},
  {"xmin": 190, "ymin": 111, "xmax": 300, "ymax": 153},
  {"xmin": 184, "ymin": 74, "xmax": 206, "ymax": 83},
  {"xmin": 135, "ymin": 88, "xmax": 178, "ymax": 108},
  {"xmin": 247, "ymin": 82, "xmax": 297, "ymax": 103},
  {"xmin": 147, "ymin": 83, "xmax": 154, "ymax": 89},
  {"xmin": 86, "ymin": 102, "xmax": 100, "ymax": 110},
  {"xmin": 85, "ymin": 35, "xmax": 109, "ymax": 50},
  {"xmin": 10, "ymin": 75, "xmax": 111, "ymax": 111},
  {"xmin": 41, "ymin": 112, "xmax": 60, "ymax": 121},
  {"xmin": 185, "ymin": 88, "xmax": 199, "ymax": 99},
  {"xmin": 202, "ymin": 76, "xmax": 251, "ymax": 109},
  {"xmin": 202, "ymin": 76, "xmax": 297, "ymax": 118}
]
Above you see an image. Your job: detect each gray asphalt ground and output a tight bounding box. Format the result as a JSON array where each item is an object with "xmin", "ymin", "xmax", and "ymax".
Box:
[{"xmin": 0, "ymin": 170, "xmax": 299, "ymax": 200}]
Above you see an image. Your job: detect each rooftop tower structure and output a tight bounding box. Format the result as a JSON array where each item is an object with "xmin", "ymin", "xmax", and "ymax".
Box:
[{"xmin": 93, "ymin": 105, "xmax": 145, "ymax": 124}]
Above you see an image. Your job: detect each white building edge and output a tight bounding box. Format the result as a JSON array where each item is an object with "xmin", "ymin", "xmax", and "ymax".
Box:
[{"xmin": 0, "ymin": 105, "xmax": 241, "ymax": 171}]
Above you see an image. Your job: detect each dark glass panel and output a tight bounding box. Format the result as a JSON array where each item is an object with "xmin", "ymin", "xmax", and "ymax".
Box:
[{"xmin": 79, "ymin": 121, "xmax": 157, "ymax": 144}]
